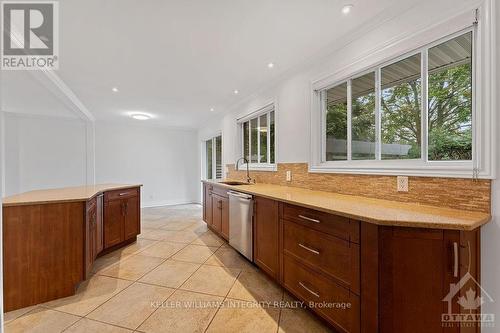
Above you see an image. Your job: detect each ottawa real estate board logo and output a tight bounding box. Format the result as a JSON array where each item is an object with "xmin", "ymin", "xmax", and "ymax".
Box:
[{"xmin": 1, "ymin": 1, "xmax": 59, "ymax": 70}]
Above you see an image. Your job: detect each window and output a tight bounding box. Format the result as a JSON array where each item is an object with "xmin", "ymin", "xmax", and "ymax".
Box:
[
  {"xmin": 313, "ymin": 29, "xmax": 481, "ymax": 176},
  {"xmin": 239, "ymin": 104, "xmax": 276, "ymax": 169},
  {"xmin": 205, "ymin": 135, "xmax": 222, "ymax": 179}
]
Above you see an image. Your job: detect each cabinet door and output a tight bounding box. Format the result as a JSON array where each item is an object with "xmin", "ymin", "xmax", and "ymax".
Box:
[
  {"xmin": 84, "ymin": 207, "xmax": 95, "ymax": 278},
  {"xmin": 124, "ymin": 195, "xmax": 140, "ymax": 240},
  {"xmin": 95, "ymin": 194, "xmax": 104, "ymax": 255},
  {"xmin": 204, "ymin": 185, "xmax": 213, "ymax": 226},
  {"xmin": 104, "ymin": 199, "xmax": 124, "ymax": 249},
  {"xmin": 211, "ymin": 194, "xmax": 222, "ymax": 233},
  {"xmin": 254, "ymin": 196, "xmax": 279, "ymax": 280},
  {"xmin": 379, "ymin": 228, "xmax": 453, "ymax": 333},
  {"xmin": 220, "ymin": 196, "xmax": 229, "ymax": 240}
]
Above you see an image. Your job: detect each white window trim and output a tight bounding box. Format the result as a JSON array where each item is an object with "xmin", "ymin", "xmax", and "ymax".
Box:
[
  {"xmin": 202, "ymin": 131, "xmax": 223, "ymax": 180},
  {"xmin": 310, "ymin": 3, "xmax": 496, "ymax": 179},
  {"xmin": 236, "ymin": 101, "xmax": 278, "ymax": 171}
]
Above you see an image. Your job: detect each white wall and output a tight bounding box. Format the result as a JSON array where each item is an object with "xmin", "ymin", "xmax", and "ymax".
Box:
[
  {"xmin": 96, "ymin": 122, "xmax": 199, "ymax": 207},
  {"xmin": 3, "ymin": 113, "xmax": 87, "ymax": 196},
  {"xmin": 198, "ymin": 0, "xmax": 487, "ymax": 166}
]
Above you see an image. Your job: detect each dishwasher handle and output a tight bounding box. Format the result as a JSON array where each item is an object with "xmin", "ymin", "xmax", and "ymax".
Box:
[{"xmin": 227, "ymin": 191, "xmax": 253, "ymax": 200}]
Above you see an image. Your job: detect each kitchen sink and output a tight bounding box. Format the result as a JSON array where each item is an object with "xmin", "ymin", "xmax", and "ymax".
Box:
[{"xmin": 219, "ymin": 181, "xmax": 252, "ymax": 186}]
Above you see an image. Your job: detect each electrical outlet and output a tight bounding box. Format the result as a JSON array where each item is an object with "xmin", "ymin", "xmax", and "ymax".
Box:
[
  {"xmin": 286, "ymin": 170, "xmax": 292, "ymax": 182},
  {"xmin": 397, "ymin": 176, "xmax": 409, "ymax": 192}
]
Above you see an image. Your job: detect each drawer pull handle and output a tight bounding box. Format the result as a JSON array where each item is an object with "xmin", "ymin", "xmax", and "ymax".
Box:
[
  {"xmin": 119, "ymin": 193, "xmax": 128, "ymax": 196},
  {"xmin": 299, "ymin": 281, "xmax": 320, "ymax": 298},
  {"xmin": 298, "ymin": 215, "xmax": 320, "ymax": 224},
  {"xmin": 453, "ymin": 242, "xmax": 458, "ymax": 278},
  {"xmin": 299, "ymin": 243, "xmax": 320, "ymax": 255}
]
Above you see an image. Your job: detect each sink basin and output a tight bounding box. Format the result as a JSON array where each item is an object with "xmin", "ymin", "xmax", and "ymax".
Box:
[{"xmin": 219, "ymin": 181, "xmax": 251, "ymax": 186}]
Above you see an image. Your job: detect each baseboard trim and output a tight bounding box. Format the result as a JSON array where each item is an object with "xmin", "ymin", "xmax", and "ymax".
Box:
[{"xmin": 141, "ymin": 201, "xmax": 201, "ymax": 209}]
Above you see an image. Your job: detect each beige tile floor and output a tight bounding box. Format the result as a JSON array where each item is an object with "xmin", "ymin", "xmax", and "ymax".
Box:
[{"xmin": 4, "ymin": 204, "xmax": 333, "ymax": 333}]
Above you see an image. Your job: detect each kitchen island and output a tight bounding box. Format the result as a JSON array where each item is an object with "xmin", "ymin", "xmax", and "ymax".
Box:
[{"xmin": 2, "ymin": 184, "xmax": 142, "ymax": 312}]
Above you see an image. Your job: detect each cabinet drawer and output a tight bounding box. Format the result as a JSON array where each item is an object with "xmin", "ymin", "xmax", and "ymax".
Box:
[
  {"xmin": 283, "ymin": 220, "xmax": 360, "ymax": 294},
  {"xmin": 283, "ymin": 204, "xmax": 359, "ymax": 243},
  {"xmin": 283, "ymin": 255, "xmax": 360, "ymax": 333},
  {"xmin": 105, "ymin": 187, "xmax": 138, "ymax": 202}
]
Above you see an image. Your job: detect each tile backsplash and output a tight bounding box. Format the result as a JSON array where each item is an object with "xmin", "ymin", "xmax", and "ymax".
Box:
[{"xmin": 227, "ymin": 163, "xmax": 491, "ymax": 213}]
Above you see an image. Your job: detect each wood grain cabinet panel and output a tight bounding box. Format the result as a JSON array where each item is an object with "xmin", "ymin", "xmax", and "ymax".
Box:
[
  {"xmin": 203, "ymin": 184, "xmax": 213, "ymax": 226},
  {"xmin": 283, "ymin": 220, "xmax": 360, "ymax": 294},
  {"xmin": 283, "ymin": 255, "xmax": 360, "ymax": 333},
  {"xmin": 283, "ymin": 203, "xmax": 359, "ymax": 243},
  {"xmin": 124, "ymin": 195, "xmax": 140, "ymax": 240},
  {"xmin": 104, "ymin": 199, "xmax": 125, "ymax": 248},
  {"xmin": 95, "ymin": 194, "xmax": 104, "ymax": 254},
  {"xmin": 3, "ymin": 202, "xmax": 84, "ymax": 311},
  {"xmin": 221, "ymin": 196, "xmax": 229, "ymax": 240},
  {"xmin": 211, "ymin": 194, "xmax": 223, "ymax": 233},
  {"xmin": 254, "ymin": 196, "xmax": 279, "ymax": 280}
]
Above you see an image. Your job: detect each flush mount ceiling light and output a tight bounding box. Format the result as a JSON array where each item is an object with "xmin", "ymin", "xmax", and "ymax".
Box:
[
  {"xmin": 210, "ymin": 107, "xmax": 215, "ymax": 112},
  {"xmin": 131, "ymin": 113, "xmax": 150, "ymax": 120},
  {"xmin": 267, "ymin": 62, "xmax": 275, "ymax": 69},
  {"xmin": 111, "ymin": 87, "xmax": 119, "ymax": 92},
  {"xmin": 342, "ymin": 4, "xmax": 353, "ymax": 14},
  {"xmin": 233, "ymin": 89, "xmax": 239, "ymax": 94}
]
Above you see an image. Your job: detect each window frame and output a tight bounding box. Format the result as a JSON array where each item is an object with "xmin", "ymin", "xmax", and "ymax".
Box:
[
  {"xmin": 310, "ymin": 8, "xmax": 495, "ymax": 179},
  {"xmin": 203, "ymin": 133, "xmax": 223, "ymax": 180},
  {"xmin": 237, "ymin": 102, "xmax": 277, "ymax": 171}
]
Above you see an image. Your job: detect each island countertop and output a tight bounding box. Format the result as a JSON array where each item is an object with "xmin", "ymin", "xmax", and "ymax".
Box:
[
  {"xmin": 2, "ymin": 184, "xmax": 142, "ymax": 207},
  {"xmin": 202, "ymin": 179, "xmax": 490, "ymax": 231}
]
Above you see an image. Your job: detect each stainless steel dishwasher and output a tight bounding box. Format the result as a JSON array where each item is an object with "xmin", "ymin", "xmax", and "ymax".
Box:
[{"xmin": 228, "ymin": 190, "xmax": 253, "ymax": 261}]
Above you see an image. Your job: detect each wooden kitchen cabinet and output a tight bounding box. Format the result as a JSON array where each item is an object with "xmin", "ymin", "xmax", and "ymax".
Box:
[
  {"xmin": 254, "ymin": 196, "xmax": 280, "ymax": 280},
  {"xmin": 375, "ymin": 227, "xmax": 481, "ymax": 333},
  {"xmin": 104, "ymin": 198, "xmax": 124, "ymax": 248},
  {"xmin": 201, "ymin": 182, "xmax": 484, "ymax": 333},
  {"xmin": 104, "ymin": 188, "xmax": 140, "ymax": 250},
  {"xmin": 124, "ymin": 194, "xmax": 140, "ymax": 240},
  {"xmin": 85, "ymin": 198, "xmax": 97, "ymax": 278},
  {"xmin": 205, "ymin": 184, "xmax": 229, "ymax": 240},
  {"xmin": 95, "ymin": 194, "xmax": 104, "ymax": 254},
  {"xmin": 220, "ymin": 196, "xmax": 229, "ymax": 239},
  {"xmin": 84, "ymin": 194, "xmax": 104, "ymax": 278},
  {"xmin": 3, "ymin": 185, "xmax": 141, "ymax": 312},
  {"xmin": 203, "ymin": 183, "xmax": 213, "ymax": 226},
  {"xmin": 211, "ymin": 194, "xmax": 222, "ymax": 233}
]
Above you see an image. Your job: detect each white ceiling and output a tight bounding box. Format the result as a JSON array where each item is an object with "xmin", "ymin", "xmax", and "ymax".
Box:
[{"xmin": 3, "ymin": 0, "xmax": 422, "ymax": 128}]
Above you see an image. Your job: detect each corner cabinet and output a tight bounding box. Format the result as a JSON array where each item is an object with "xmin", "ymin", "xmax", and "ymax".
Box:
[{"xmin": 104, "ymin": 187, "xmax": 141, "ymax": 249}]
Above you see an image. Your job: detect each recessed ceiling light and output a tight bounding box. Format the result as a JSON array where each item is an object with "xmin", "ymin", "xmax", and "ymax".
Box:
[
  {"xmin": 342, "ymin": 4, "xmax": 353, "ymax": 14},
  {"xmin": 267, "ymin": 62, "xmax": 275, "ymax": 69},
  {"xmin": 131, "ymin": 113, "xmax": 150, "ymax": 120},
  {"xmin": 233, "ymin": 89, "xmax": 239, "ymax": 94},
  {"xmin": 111, "ymin": 87, "xmax": 119, "ymax": 92},
  {"xmin": 210, "ymin": 108, "xmax": 215, "ymax": 112}
]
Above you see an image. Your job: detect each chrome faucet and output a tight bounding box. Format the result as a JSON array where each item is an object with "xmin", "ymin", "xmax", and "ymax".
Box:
[{"xmin": 235, "ymin": 157, "xmax": 252, "ymax": 184}]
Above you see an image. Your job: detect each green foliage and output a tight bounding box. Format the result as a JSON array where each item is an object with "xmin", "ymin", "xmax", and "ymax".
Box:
[{"xmin": 324, "ymin": 62, "xmax": 472, "ymax": 161}]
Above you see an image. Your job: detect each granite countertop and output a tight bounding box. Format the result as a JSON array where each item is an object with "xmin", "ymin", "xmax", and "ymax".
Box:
[
  {"xmin": 203, "ymin": 179, "xmax": 490, "ymax": 231},
  {"xmin": 2, "ymin": 184, "xmax": 142, "ymax": 207}
]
